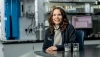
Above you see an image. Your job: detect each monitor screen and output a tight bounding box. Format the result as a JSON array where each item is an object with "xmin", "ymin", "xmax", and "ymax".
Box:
[{"xmin": 72, "ymin": 16, "xmax": 92, "ymax": 29}]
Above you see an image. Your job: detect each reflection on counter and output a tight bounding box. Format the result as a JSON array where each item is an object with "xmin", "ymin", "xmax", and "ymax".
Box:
[{"xmin": 34, "ymin": 51, "xmax": 85, "ymax": 57}]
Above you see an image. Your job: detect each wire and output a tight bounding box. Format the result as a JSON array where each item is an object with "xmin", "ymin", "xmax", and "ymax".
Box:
[{"xmin": 25, "ymin": 15, "xmax": 36, "ymax": 35}]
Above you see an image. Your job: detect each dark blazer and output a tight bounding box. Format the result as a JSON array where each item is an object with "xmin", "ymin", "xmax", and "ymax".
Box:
[{"xmin": 43, "ymin": 24, "xmax": 76, "ymax": 51}]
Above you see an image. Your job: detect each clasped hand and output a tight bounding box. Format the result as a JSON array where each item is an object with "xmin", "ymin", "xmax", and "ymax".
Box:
[{"xmin": 46, "ymin": 46, "xmax": 57, "ymax": 52}]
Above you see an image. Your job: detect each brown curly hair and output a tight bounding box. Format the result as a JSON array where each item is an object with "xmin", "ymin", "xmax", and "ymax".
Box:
[{"xmin": 48, "ymin": 7, "xmax": 69, "ymax": 35}]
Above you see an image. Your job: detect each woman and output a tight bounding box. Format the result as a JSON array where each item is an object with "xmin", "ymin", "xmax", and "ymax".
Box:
[{"xmin": 43, "ymin": 7, "xmax": 76, "ymax": 52}]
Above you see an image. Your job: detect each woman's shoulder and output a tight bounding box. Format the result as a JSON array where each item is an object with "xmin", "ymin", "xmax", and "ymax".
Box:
[
  {"xmin": 67, "ymin": 23, "xmax": 74, "ymax": 28},
  {"xmin": 65, "ymin": 23, "xmax": 75, "ymax": 31},
  {"xmin": 45, "ymin": 28, "xmax": 51, "ymax": 36},
  {"xmin": 45, "ymin": 27, "xmax": 50, "ymax": 33}
]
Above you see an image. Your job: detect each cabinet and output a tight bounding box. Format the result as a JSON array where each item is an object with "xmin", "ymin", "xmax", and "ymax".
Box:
[
  {"xmin": 5, "ymin": 0, "xmax": 20, "ymax": 40},
  {"xmin": 0, "ymin": 43, "xmax": 4, "ymax": 57},
  {"xmin": 3, "ymin": 43, "xmax": 43, "ymax": 57}
]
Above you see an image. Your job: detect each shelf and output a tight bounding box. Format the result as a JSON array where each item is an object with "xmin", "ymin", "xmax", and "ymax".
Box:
[
  {"xmin": 67, "ymin": 13, "xmax": 94, "ymax": 15},
  {"xmin": 85, "ymin": 37, "xmax": 100, "ymax": 40},
  {"xmin": 49, "ymin": 1, "xmax": 95, "ymax": 4},
  {"xmin": 46, "ymin": 11, "xmax": 100, "ymax": 15},
  {"xmin": 97, "ymin": 2, "xmax": 100, "ymax": 5},
  {"xmin": 46, "ymin": 12, "xmax": 99, "ymax": 15},
  {"xmin": 45, "ymin": 1, "xmax": 100, "ymax": 15},
  {"xmin": 95, "ymin": 12, "xmax": 100, "ymax": 15}
]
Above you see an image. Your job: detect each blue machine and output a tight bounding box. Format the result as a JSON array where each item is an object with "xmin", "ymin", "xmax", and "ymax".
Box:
[{"xmin": 5, "ymin": 0, "xmax": 20, "ymax": 40}]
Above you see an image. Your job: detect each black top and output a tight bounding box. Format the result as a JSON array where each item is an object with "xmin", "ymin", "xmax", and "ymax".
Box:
[{"xmin": 43, "ymin": 24, "xmax": 77, "ymax": 51}]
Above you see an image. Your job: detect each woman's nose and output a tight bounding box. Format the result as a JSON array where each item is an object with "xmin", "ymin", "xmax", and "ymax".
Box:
[{"xmin": 55, "ymin": 15, "xmax": 58, "ymax": 18}]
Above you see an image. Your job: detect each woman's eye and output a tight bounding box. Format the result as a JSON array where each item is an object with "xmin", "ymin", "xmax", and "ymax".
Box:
[
  {"xmin": 58, "ymin": 14, "xmax": 61, "ymax": 16},
  {"xmin": 53, "ymin": 14, "xmax": 61, "ymax": 16},
  {"xmin": 53, "ymin": 14, "xmax": 56, "ymax": 16}
]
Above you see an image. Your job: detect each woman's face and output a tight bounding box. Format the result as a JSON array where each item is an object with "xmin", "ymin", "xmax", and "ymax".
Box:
[{"xmin": 52, "ymin": 9, "xmax": 62, "ymax": 25}]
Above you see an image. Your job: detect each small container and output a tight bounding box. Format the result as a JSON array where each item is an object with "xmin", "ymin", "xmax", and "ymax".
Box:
[
  {"xmin": 64, "ymin": 43, "xmax": 71, "ymax": 52},
  {"xmin": 73, "ymin": 43, "xmax": 79, "ymax": 52}
]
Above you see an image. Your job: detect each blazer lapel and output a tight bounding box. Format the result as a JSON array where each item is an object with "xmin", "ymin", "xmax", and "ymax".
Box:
[
  {"xmin": 61, "ymin": 32, "xmax": 65, "ymax": 44},
  {"xmin": 50, "ymin": 35, "xmax": 54, "ymax": 46}
]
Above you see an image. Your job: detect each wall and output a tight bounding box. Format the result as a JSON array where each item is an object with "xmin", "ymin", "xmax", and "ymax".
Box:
[
  {"xmin": 20, "ymin": 0, "xmax": 45, "ymax": 40},
  {"xmin": 38, "ymin": 0, "xmax": 45, "ymax": 23},
  {"xmin": 0, "ymin": 12, "xmax": 1, "ymax": 38},
  {"xmin": 0, "ymin": 0, "xmax": 5, "ymax": 40},
  {"xmin": 19, "ymin": 0, "xmax": 37, "ymax": 40},
  {"xmin": 20, "ymin": 17, "xmax": 37, "ymax": 40}
]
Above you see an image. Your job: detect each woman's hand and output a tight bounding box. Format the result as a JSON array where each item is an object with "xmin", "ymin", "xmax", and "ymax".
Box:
[
  {"xmin": 46, "ymin": 46, "xmax": 57, "ymax": 52},
  {"xmin": 50, "ymin": 46, "xmax": 57, "ymax": 50}
]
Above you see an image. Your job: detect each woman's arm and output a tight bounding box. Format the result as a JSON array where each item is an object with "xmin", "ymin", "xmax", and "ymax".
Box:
[
  {"xmin": 42, "ymin": 29, "xmax": 50, "ymax": 52},
  {"xmin": 68, "ymin": 24, "xmax": 76, "ymax": 43}
]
